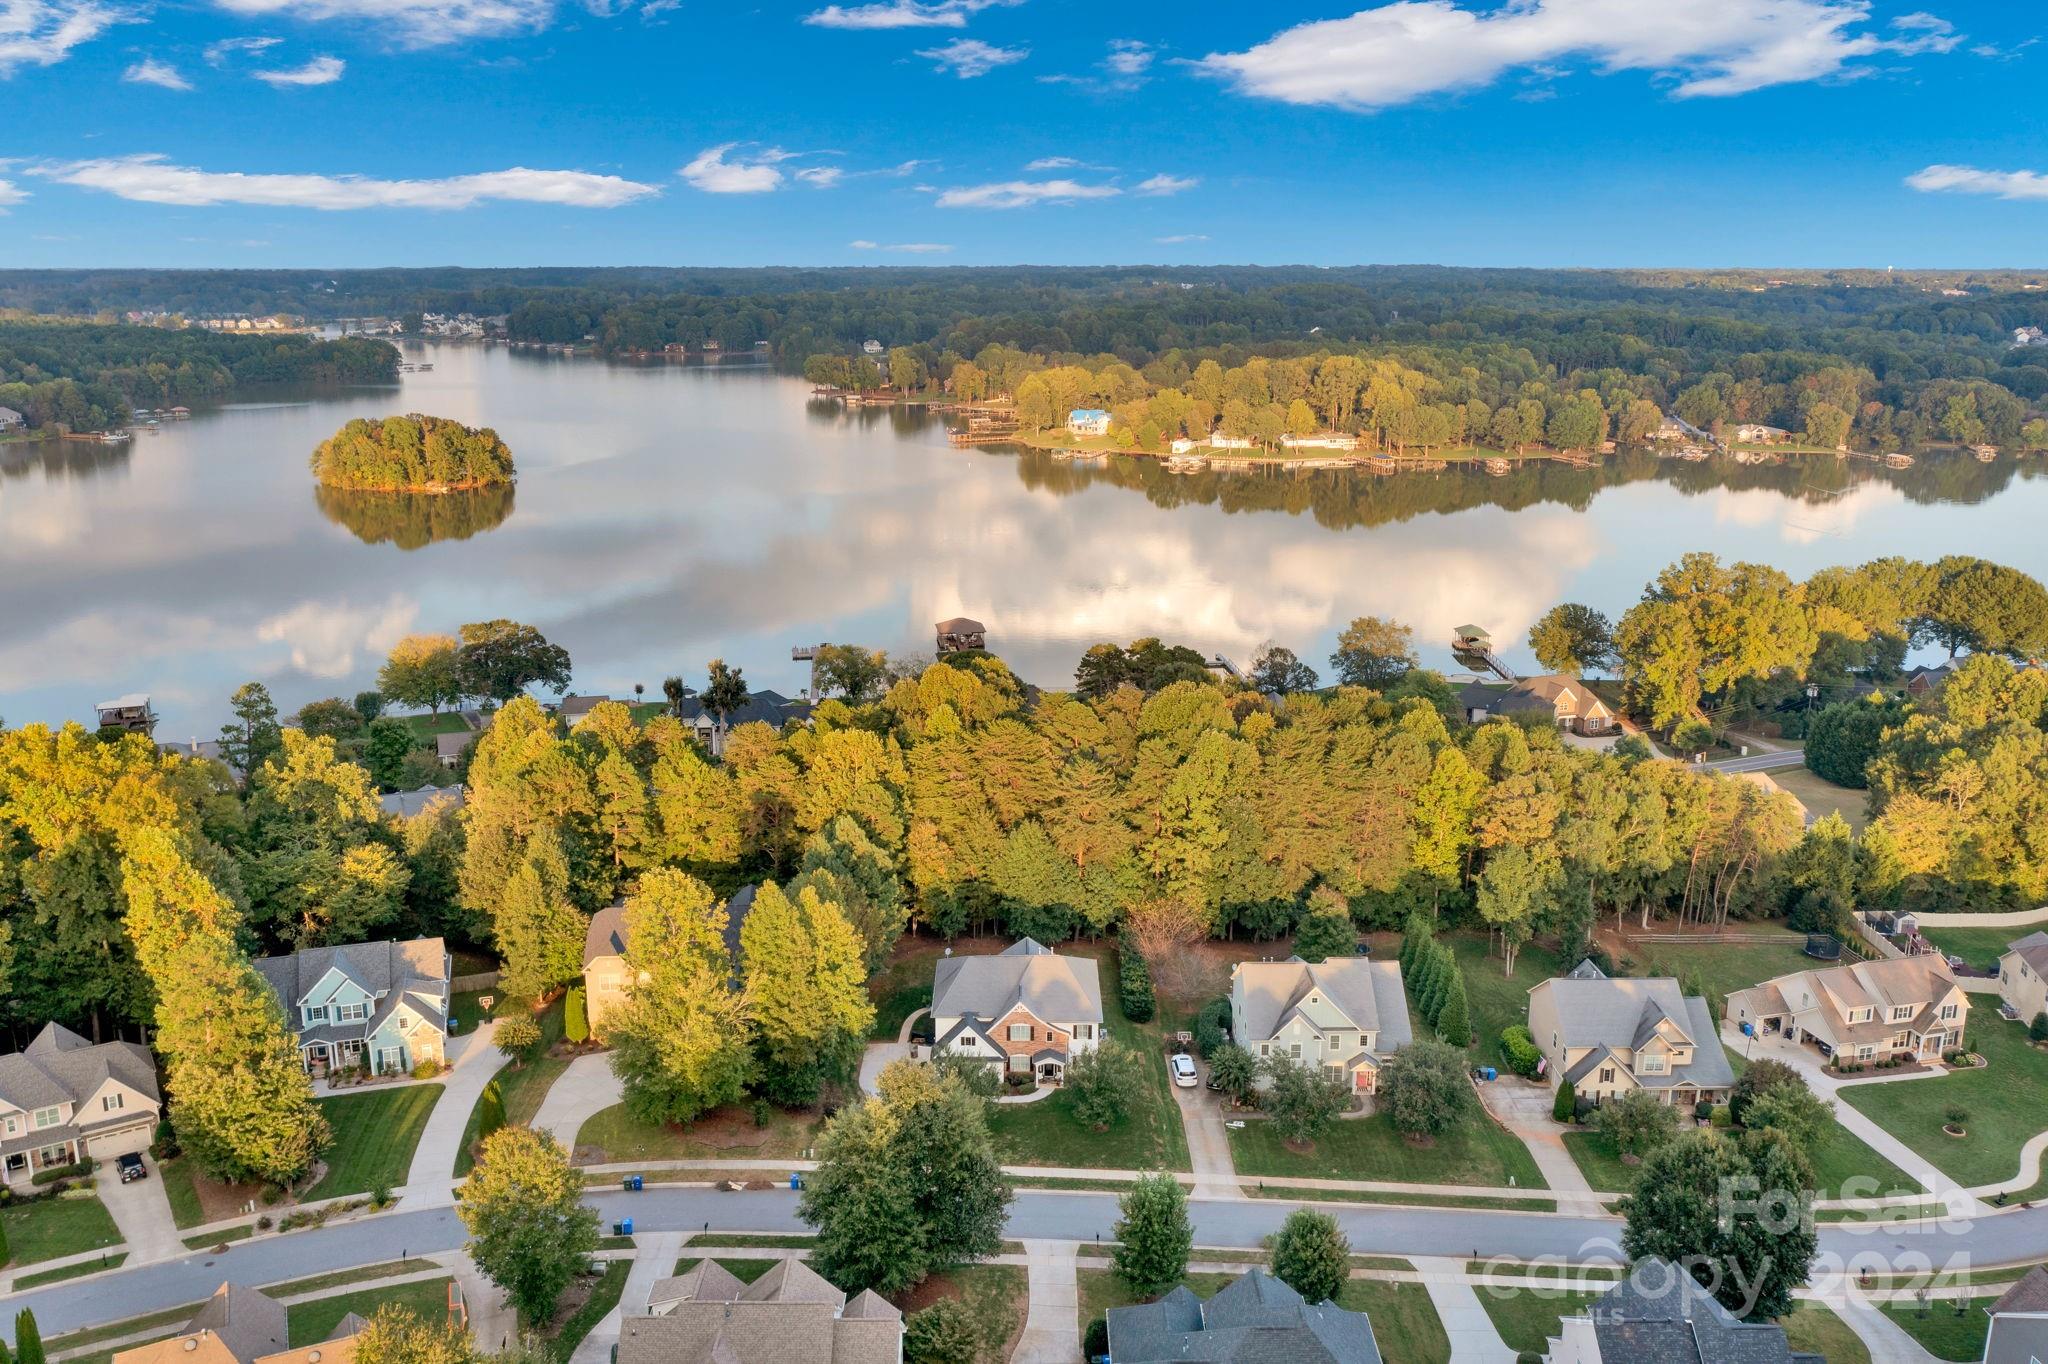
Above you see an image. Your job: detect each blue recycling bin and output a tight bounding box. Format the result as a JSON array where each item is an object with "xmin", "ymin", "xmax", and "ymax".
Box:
[
  {"xmin": 1741, "ymin": 1021, "xmax": 1755, "ymax": 1037},
  {"xmin": 623, "ymin": 1173, "xmax": 643, "ymax": 1192},
  {"xmin": 1478, "ymin": 1066, "xmax": 1497, "ymax": 1082},
  {"xmin": 620, "ymin": 1216, "xmax": 633, "ymax": 1237},
  {"xmin": 789, "ymin": 1172, "xmax": 804, "ymax": 1190}
]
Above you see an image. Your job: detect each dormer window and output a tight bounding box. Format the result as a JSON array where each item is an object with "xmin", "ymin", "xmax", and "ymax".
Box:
[{"xmin": 1891, "ymin": 1005, "xmax": 1913, "ymax": 1021}]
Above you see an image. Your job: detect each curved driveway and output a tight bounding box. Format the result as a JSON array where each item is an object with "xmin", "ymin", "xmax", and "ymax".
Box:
[{"xmin": 6, "ymin": 1188, "xmax": 2037, "ymax": 1343}]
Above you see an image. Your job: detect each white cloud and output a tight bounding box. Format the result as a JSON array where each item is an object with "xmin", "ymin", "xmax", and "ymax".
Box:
[
  {"xmin": 916, "ymin": 36, "xmax": 1025, "ymax": 77},
  {"xmin": 32, "ymin": 154, "xmax": 661, "ymax": 209},
  {"xmin": 122, "ymin": 56, "xmax": 191, "ymax": 88},
  {"xmin": 252, "ymin": 54, "xmax": 344, "ymax": 84},
  {"xmin": 0, "ymin": 0, "xmax": 131, "ymax": 76},
  {"xmin": 1198, "ymin": 0, "xmax": 1961, "ymax": 111},
  {"xmin": 1104, "ymin": 38, "xmax": 1151, "ymax": 76},
  {"xmin": 1134, "ymin": 173, "xmax": 1197, "ymax": 196},
  {"xmin": 1023, "ymin": 155, "xmax": 1114, "ymax": 171},
  {"xmin": 850, "ymin": 239, "xmax": 953, "ymax": 252},
  {"xmin": 795, "ymin": 166, "xmax": 845, "ymax": 188},
  {"xmin": 1906, "ymin": 164, "xmax": 2048, "ymax": 201},
  {"xmin": 679, "ymin": 143, "xmax": 795, "ymax": 193},
  {"xmin": 204, "ymin": 34, "xmax": 281, "ymax": 62},
  {"xmin": 0, "ymin": 179, "xmax": 26, "ymax": 210},
  {"xmin": 1039, "ymin": 36, "xmax": 1154, "ymax": 91},
  {"xmin": 209, "ymin": 0, "xmax": 555, "ymax": 45},
  {"xmin": 257, "ymin": 595, "xmax": 417, "ymax": 678},
  {"xmin": 803, "ymin": 0, "xmax": 1018, "ymax": 29},
  {"xmin": 934, "ymin": 177, "xmax": 1120, "ymax": 209},
  {"xmin": 1156, "ymin": 233, "xmax": 1208, "ymax": 243}
]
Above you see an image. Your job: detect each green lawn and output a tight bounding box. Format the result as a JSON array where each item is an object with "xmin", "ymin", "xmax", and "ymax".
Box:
[
  {"xmin": 287, "ymin": 1278, "xmax": 452, "ymax": 1346},
  {"xmin": 158, "ymin": 1156, "xmax": 207, "ymax": 1229},
  {"xmin": 13, "ymin": 1252, "xmax": 126, "ymax": 1287},
  {"xmin": 2, "ymin": 1193, "xmax": 122, "ymax": 1266},
  {"xmin": 1629, "ymin": 933, "xmax": 1821, "ymax": 1011},
  {"xmin": 1841, "ymin": 1014, "xmax": 2048, "ymax": 1188},
  {"xmin": 1919, "ymin": 923, "xmax": 2035, "ymax": 974},
  {"xmin": 1772, "ymin": 764, "xmax": 1871, "ymax": 833},
  {"xmin": 1336, "ymin": 1278, "xmax": 1449, "ymax": 1363},
  {"xmin": 1473, "ymin": 1284, "xmax": 1602, "ymax": 1355},
  {"xmin": 307, "ymin": 1084, "xmax": 443, "ymax": 1200},
  {"xmin": 987, "ymin": 944, "xmax": 1192, "ymax": 1173},
  {"xmin": 574, "ymin": 1103, "xmax": 820, "ymax": 1163},
  {"xmin": 1447, "ymin": 935, "xmax": 1559, "ymax": 1073},
  {"xmin": 1562, "ymin": 1118, "xmax": 1920, "ymax": 1200},
  {"xmin": 1781, "ymin": 1304, "xmax": 1869, "ymax": 1363},
  {"xmin": 399, "ymin": 712, "xmax": 473, "ymax": 738},
  {"xmin": 549, "ymin": 1260, "xmax": 629, "ymax": 1360},
  {"xmin": 1228, "ymin": 1109, "xmax": 1545, "ymax": 1189},
  {"xmin": 865, "ymin": 938, "xmax": 938, "ymax": 1040},
  {"xmin": 1882, "ymin": 1300, "xmax": 1991, "ymax": 1361},
  {"xmin": 454, "ymin": 994, "xmax": 565, "ymax": 1177}
]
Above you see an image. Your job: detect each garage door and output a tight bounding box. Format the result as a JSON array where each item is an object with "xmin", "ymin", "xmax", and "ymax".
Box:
[{"xmin": 85, "ymin": 1122, "xmax": 152, "ymax": 1159}]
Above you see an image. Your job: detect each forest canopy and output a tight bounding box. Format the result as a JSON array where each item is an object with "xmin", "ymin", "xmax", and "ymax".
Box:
[{"xmin": 311, "ymin": 413, "xmax": 517, "ymax": 492}]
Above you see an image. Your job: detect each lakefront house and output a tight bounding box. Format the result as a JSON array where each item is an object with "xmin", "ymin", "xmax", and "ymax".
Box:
[
  {"xmin": 1229, "ymin": 957, "xmax": 1412, "ymax": 1096},
  {"xmin": 1526, "ymin": 963, "xmax": 1735, "ymax": 1108},
  {"xmin": 254, "ymin": 938, "xmax": 451, "ymax": 1077}
]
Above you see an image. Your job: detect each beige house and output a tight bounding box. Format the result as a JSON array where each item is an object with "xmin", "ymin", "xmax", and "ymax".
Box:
[
  {"xmin": 1527, "ymin": 963, "xmax": 1734, "ymax": 1108},
  {"xmin": 1999, "ymin": 932, "xmax": 2048, "ymax": 1026},
  {"xmin": 114, "ymin": 1285, "xmax": 292, "ymax": 1364},
  {"xmin": 931, "ymin": 939, "xmax": 1103, "ymax": 1084},
  {"xmin": 1726, "ymin": 956, "xmax": 1969, "ymax": 1064},
  {"xmin": 584, "ymin": 886, "xmax": 756, "ymax": 1036},
  {"xmin": 1229, "ymin": 957, "xmax": 1412, "ymax": 1096},
  {"xmin": 0, "ymin": 1023, "xmax": 162, "ymax": 1185},
  {"xmin": 1484, "ymin": 675, "xmax": 1616, "ymax": 736},
  {"xmin": 627, "ymin": 1255, "xmax": 902, "ymax": 1364}
]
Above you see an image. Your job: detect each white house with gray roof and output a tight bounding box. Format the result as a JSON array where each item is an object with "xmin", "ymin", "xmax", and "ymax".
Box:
[
  {"xmin": 254, "ymin": 937, "xmax": 450, "ymax": 1077},
  {"xmin": 1230, "ymin": 957, "xmax": 1412, "ymax": 1096},
  {"xmin": 930, "ymin": 939, "xmax": 1103, "ymax": 1084},
  {"xmin": 1527, "ymin": 968, "xmax": 1734, "ymax": 1108},
  {"xmin": 0, "ymin": 1023, "xmax": 161, "ymax": 1185},
  {"xmin": 1999, "ymin": 931, "xmax": 2048, "ymax": 1026}
]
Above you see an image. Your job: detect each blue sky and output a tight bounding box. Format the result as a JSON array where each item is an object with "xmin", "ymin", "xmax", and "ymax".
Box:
[{"xmin": 3, "ymin": 0, "xmax": 2045, "ymax": 268}]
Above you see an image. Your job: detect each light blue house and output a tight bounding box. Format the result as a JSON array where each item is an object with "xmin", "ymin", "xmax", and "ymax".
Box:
[
  {"xmin": 1067, "ymin": 408, "xmax": 1111, "ymax": 436},
  {"xmin": 254, "ymin": 938, "xmax": 451, "ymax": 1077}
]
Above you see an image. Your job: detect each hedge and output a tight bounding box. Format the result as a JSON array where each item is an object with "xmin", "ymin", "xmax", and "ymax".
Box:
[
  {"xmin": 1499, "ymin": 1025, "xmax": 1543, "ymax": 1078},
  {"xmin": 1119, "ymin": 950, "xmax": 1156, "ymax": 1024}
]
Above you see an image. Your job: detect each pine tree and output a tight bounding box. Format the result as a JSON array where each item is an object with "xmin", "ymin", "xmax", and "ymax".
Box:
[
  {"xmin": 590, "ymin": 748, "xmax": 656, "ymax": 882},
  {"xmin": 1436, "ymin": 971, "xmax": 1471, "ymax": 1048},
  {"xmin": 563, "ymin": 987, "xmax": 588, "ymax": 1045},
  {"xmin": 606, "ymin": 869, "xmax": 753, "ymax": 1124},
  {"xmin": 1112, "ymin": 1173, "xmax": 1192, "ymax": 1294},
  {"xmin": 742, "ymin": 882, "xmax": 875, "ymax": 1104},
  {"xmin": 13, "ymin": 1310, "xmax": 41, "ymax": 1364},
  {"xmin": 494, "ymin": 829, "xmax": 586, "ymax": 1001},
  {"xmin": 1555, "ymin": 1078, "xmax": 1578, "ymax": 1123}
]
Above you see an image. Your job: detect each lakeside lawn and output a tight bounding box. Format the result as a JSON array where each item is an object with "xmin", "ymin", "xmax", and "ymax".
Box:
[
  {"xmin": 1840, "ymin": 1014, "xmax": 2048, "ymax": 1190},
  {"xmin": 1781, "ymin": 1304, "xmax": 1870, "ymax": 1364},
  {"xmin": 1474, "ymin": 1285, "xmax": 1603, "ymax": 1355},
  {"xmin": 1, "ymin": 1194, "xmax": 122, "ymax": 1266},
  {"xmin": 1228, "ymin": 1108, "xmax": 1546, "ymax": 1189},
  {"xmin": 1882, "ymin": 1300, "xmax": 1992, "ymax": 1362},
  {"xmin": 287, "ymin": 1278, "xmax": 453, "ymax": 1346},
  {"xmin": 307, "ymin": 1083, "xmax": 442, "ymax": 1200},
  {"xmin": 986, "ymin": 942, "xmax": 1191, "ymax": 1173},
  {"xmin": 574, "ymin": 1102, "xmax": 820, "ymax": 1164}
]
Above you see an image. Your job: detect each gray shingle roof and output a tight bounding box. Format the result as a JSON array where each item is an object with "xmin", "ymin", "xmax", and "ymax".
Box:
[
  {"xmin": 1583, "ymin": 1259, "xmax": 1819, "ymax": 1363},
  {"xmin": 585, "ymin": 886, "xmax": 756, "ymax": 969},
  {"xmin": 379, "ymin": 785, "xmax": 465, "ymax": 819},
  {"xmin": 0, "ymin": 1023, "xmax": 159, "ymax": 1123},
  {"xmin": 627, "ymin": 1257, "xmax": 899, "ymax": 1364},
  {"xmin": 252, "ymin": 938, "xmax": 448, "ymax": 1048},
  {"xmin": 2006, "ymin": 932, "xmax": 2048, "ymax": 979},
  {"xmin": 1106, "ymin": 1269, "xmax": 1383, "ymax": 1363},
  {"xmin": 188, "ymin": 1283, "xmax": 289, "ymax": 1364},
  {"xmin": 1232, "ymin": 958, "xmax": 1412, "ymax": 1049},
  {"xmin": 931, "ymin": 939, "xmax": 1103, "ymax": 1027}
]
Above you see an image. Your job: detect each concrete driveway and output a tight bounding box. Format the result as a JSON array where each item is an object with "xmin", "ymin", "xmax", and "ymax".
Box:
[
  {"xmin": 1167, "ymin": 1054, "xmax": 1241, "ymax": 1198},
  {"xmin": 532, "ymin": 1053, "xmax": 623, "ymax": 1155},
  {"xmin": 1475, "ymin": 1077, "xmax": 1602, "ymax": 1210},
  {"xmin": 94, "ymin": 1154, "xmax": 184, "ymax": 1265},
  {"xmin": 398, "ymin": 1018, "xmax": 503, "ymax": 1203}
]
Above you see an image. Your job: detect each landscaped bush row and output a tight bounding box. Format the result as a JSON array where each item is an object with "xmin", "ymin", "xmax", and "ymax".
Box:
[
  {"xmin": 1195, "ymin": 999, "xmax": 1232, "ymax": 1058},
  {"xmin": 1119, "ymin": 950, "xmax": 1155, "ymax": 1024},
  {"xmin": 1498, "ymin": 1025, "xmax": 1542, "ymax": 1078},
  {"xmin": 31, "ymin": 1159, "xmax": 93, "ymax": 1187}
]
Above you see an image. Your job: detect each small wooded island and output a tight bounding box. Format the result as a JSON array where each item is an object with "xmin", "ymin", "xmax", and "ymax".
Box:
[{"xmin": 310, "ymin": 413, "xmax": 516, "ymax": 492}]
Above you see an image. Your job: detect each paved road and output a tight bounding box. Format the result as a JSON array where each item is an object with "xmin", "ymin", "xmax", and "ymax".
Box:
[
  {"xmin": 1701, "ymin": 749, "xmax": 1806, "ymax": 774},
  {"xmin": 10, "ymin": 1185, "xmax": 2037, "ymax": 1345}
]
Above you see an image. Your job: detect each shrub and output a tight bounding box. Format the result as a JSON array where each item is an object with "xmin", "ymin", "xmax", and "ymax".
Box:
[
  {"xmin": 2031, "ymin": 1012, "xmax": 2048, "ymax": 1044},
  {"xmin": 1670, "ymin": 718, "xmax": 1716, "ymax": 754},
  {"xmin": 1945, "ymin": 1105, "xmax": 1970, "ymax": 1127},
  {"xmin": 1083, "ymin": 1318, "xmax": 1109, "ymax": 1360},
  {"xmin": 411, "ymin": 1058, "xmax": 442, "ymax": 1080},
  {"xmin": 1499, "ymin": 1025, "xmax": 1542, "ymax": 1078},
  {"xmin": 495, "ymin": 1013, "xmax": 542, "ymax": 1063},
  {"xmin": 1553, "ymin": 1079, "xmax": 1577, "ymax": 1123},
  {"xmin": 565, "ymin": 986, "xmax": 589, "ymax": 1045},
  {"xmin": 1207, "ymin": 1044, "xmax": 1258, "ymax": 1104},
  {"xmin": 31, "ymin": 1160, "xmax": 91, "ymax": 1187},
  {"xmin": 1694, "ymin": 1100, "xmax": 1714, "ymax": 1123},
  {"xmin": 1068, "ymin": 1039, "xmax": 1145, "ymax": 1132},
  {"xmin": 370, "ymin": 1184, "xmax": 394, "ymax": 1210},
  {"xmin": 1382, "ymin": 1039, "xmax": 1478, "ymax": 1140},
  {"xmin": 905, "ymin": 1297, "xmax": 979, "ymax": 1364},
  {"xmin": 1435, "ymin": 974, "xmax": 1471, "ymax": 1048},
  {"xmin": 1119, "ymin": 950, "xmax": 1156, "ymax": 1024},
  {"xmin": 1269, "ymin": 1208, "xmax": 1350, "ymax": 1304},
  {"xmin": 476, "ymin": 1079, "xmax": 506, "ymax": 1142},
  {"xmin": 150, "ymin": 1118, "xmax": 180, "ymax": 1162},
  {"xmin": 1194, "ymin": 999, "xmax": 1232, "ymax": 1058}
]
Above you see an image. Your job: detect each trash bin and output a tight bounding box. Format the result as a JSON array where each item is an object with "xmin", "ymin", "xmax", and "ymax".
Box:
[
  {"xmin": 620, "ymin": 1216, "xmax": 633, "ymax": 1237},
  {"xmin": 1479, "ymin": 1066, "xmax": 1497, "ymax": 1082},
  {"xmin": 622, "ymin": 1173, "xmax": 643, "ymax": 1192},
  {"xmin": 789, "ymin": 1172, "xmax": 804, "ymax": 1191},
  {"xmin": 612, "ymin": 1220, "xmax": 627, "ymax": 1236}
]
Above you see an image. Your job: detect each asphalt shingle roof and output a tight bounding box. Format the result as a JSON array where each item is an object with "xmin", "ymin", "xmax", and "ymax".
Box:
[
  {"xmin": 1105, "ymin": 1270, "xmax": 1383, "ymax": 1363},
  {"xmin": 1232, "ymin": 958, "xmax": 1412, "ymax": 1050},
  {"xmin": 1584, "ymin": 1259, "xmax": 1819, "ymax": 1364},
  {"xmin": 931, "ymin": 939, "xmax": 1103, "ymax": 1027}
]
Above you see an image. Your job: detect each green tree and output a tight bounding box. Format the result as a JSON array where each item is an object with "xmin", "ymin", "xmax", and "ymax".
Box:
[
  {"xmin": 1066, "ymin": 1037, "xmax": 1145, "ymax": 1131},
  {"xmin": 456, "ymin": 619, "xmax": 572, "ymax": 704},
  {"xmin": 607, "ymin": 870, "xmax": 753, "ymax": 1124},
  {"xmin": 1595, "ymin": 1088, "xmax": 1680, "ymax": 1162},
  {"xmin": 475, "ymin": 1078, "xmax": 506, "ymax": 1142},
  {"xmin": 494, "ymin": 1013, "xmax": 541, "ymax": 1063},
  {"xmin": 816, "ymin": 644, "xmax": 890, "ymax": 703},
  {"xmin": 379, "ymin": 634, "xmax": 463, "ymax": 714},
  {"xmin": 1249, "ymin": 644, "xmax": 1319, "ymax": 696},
  {"xmin": 1329, "ymin": 616, "xmax": 1416, "ymax": 689},
  {"xmin": 701, "ymin": 658, "xmax": 750, "ymax": 745},
  {"xmin": 13, "ymin": 1311, "xmax": 41, "ymax": 1364},
  {"xmin": 1619, "ymin": 1129, "xmax": 1815, "ymax": 1321},
  {"xmin": 362, "ymin": 718, "xmax": 418, "ymax": 790},
  {"xmin": 1261, "ymin": 1056, "xmax": 1353, "ymax": 1149},
  {"xmin": 1207, "ymin": 1043, "xmax": 1257, "ymax": 1104},
  {"xmin": 1555, "ymin": 1078, "xmax": 1577, "ymax": 1122},
  {"xmin": 1803, "ymin": 402, "xmax": 1852, "ymax": 450},
  {"xmin": 218, "ymin": 681, "xmax": 284, "ymax": 773},
  {"xmin": 1269, "ymin": 1208, "xmax": 1349, "ymax": 1304},
  {"xmin": 1380, "ymin": 1037, "xmax": 1476, "ymax": 1141},
  {"xmin": 1293, "ymin": 887, "xmax": 1355, "ymax": 963},
  {"xmin": 1742, "ymin": 1086, "xmax": 1833, "ymax": 1155},
  {"xmin": 1435, "ymin": 972, "xmax": 1471, "ymax": 1047},
  {"xmin": 1726, "ymin": 1058, "xmax": 1804, "ymax": 1128},
  {"xmin": 352, "ymin": 1304, "xmax": 483, "ymax": 1364},
  {"xmin": 563, "ymin": 986, "xmax": 588, "ymax": 1045},
  {"xmin": 1111, "ymin": 1172, "xmax": 1191, "ymax": 1294},
  {"xmin": 2032, "ymin": 1012, "xmax": 2048, "ymax": 1044},
  {"xmin": 1527, "ymin": 604, "xmax": 1618, "ymax": 677},
  {"xmin": 455, "ymin": 1127, "xmax": 600, "ymax": 1325},
  {"xmin": 493, "ymin": 830, "xmax": 586, "ymax": 1001},
  {"xmin": 743, "ymin": 881, "xmax": 875, "ymax": 1104},
  {"xmin": 311, "ymin": 413, "xmax": 515, "ymax": 491},
  {"xmin": 1804, "ymin": 694, "xmax": 1903, "ymax": 789}
]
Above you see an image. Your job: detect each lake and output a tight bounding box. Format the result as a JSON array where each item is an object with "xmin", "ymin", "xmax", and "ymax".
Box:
[{"xmin": 4, "ymin": 340, "xmax": 2047, "ymax": 739}]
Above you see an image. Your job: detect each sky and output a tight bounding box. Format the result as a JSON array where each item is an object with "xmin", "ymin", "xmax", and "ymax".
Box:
[{"xmin": 2, "ymin": 0, "xmax": 2046, "ymax": 268}]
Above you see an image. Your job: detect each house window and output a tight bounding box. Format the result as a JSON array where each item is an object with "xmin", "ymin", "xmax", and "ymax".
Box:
[
  {"xmin": 1891, "ymin": 1006, "xmax": 1913, "ymax": 1021},
  {"xmin": 1008, "ymin": 1055, "xmax": 1029, "ymax": 1074},
  {"xmin": 1259, "ymin": 1044, "xmax": 1270, "ymax": 1057},
  {"xmin": 33, "ymin": 1107, "xmax": 61, "ymax": 1130},
  {"xmin": 1328, "ymin": 1034, "xmax": 1348, "ymax": 1052},
  {"xmin": 1640, "ymin": 1056, "xmax": 1666, "ymax": 1074},
  {"xmin": 1849, "ymin": 1008, "xmax": 1871, "ymax": 1023},
  {"xmin": 1007, "ymin": 1024, "xmax": 1032, "ymax": 1042},
  {"xmin": 1290, "ymin": 1044, "xmax": 1302, "ymax": 1059},
  {"xmin": 958, "ymin": 1034, "xmax": 976, "ymax": 1048},
  {"xmin": 337, "ymin": 1002, "xmax": 369, "ymax": 1023},
  {"xmin": 1599, "ymin": 1067, "xmax": 1615, "ymax": 1084},
  {"xmin": 304, "ymin": 1005, "xmax": 328, "ymax": 1024},
  {"xmin": 1856, "ymin": 1045, "xmax": 1875, "ymax": 1060},
  {"xmin": 2, "ymin": 1117, "xmax": 14, "ymax": 1137},
  {"xmin": 1940, "ymin": 1004, "xmax": 1958, "ymax": 1020},
  {"xmin": 1074, "ymin": 1024, "xmax": 1093, "ymax": 1041},
  {"xmin": 102, "ymin": 1094, "xmax": 123, "ymax": 1113}
]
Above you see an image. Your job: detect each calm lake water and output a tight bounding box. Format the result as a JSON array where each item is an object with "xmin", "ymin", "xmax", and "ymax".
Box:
[{"xmin": 5, "ymin": 341, "xmax": 2048, "ymax": 739}]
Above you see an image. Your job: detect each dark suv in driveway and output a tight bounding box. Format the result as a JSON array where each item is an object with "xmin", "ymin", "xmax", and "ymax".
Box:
[{"xmin": 116, "ymin": 1152, "xmax": 147, "ymax": 1183}]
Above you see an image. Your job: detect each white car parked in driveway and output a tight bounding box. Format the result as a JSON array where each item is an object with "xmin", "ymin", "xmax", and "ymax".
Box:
[{"xmin": 1171, "ymin": 1053, "xmax": 1198, "ymax": 1088}]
